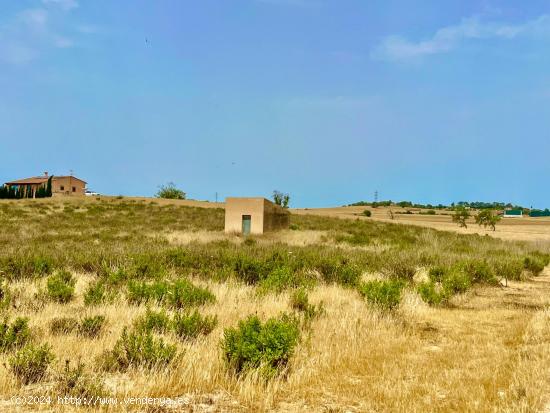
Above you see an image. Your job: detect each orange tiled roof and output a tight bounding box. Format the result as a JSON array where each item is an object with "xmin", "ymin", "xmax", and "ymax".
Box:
[{"xmin": 5, "ymin": 177, "xmax": 49, "ymax": 185}]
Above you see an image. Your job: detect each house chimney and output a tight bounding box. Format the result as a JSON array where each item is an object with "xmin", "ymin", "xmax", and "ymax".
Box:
[{"xmin": 44, "ymin": 171, "xmax": 48, "ymax": 177}]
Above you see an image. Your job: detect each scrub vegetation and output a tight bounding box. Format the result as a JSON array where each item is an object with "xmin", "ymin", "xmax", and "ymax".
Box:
[{"xmin": 0, "ymin": 196, "xmax": 550, "ymax": 412}]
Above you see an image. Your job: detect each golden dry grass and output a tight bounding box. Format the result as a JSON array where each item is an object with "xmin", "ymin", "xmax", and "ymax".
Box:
[
  {"xmin": 2, "ymin": 267, "xmax": 550, "ymax": 412},
  {"xmin": 292, "ymin": 205, "xmax": 550, "ymax": 242},
  {"xmin": 2, "ymin": 197, "xmax": 550, "ymax": 412}
]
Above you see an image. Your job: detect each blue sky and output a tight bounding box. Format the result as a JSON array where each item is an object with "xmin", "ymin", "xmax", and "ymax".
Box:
[{"xmin": 1, "ymin": 0, "xmax": 549, "ymax": 208}]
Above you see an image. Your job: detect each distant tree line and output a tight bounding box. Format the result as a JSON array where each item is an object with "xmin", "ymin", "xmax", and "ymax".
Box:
[
  {"xmin": 0, "ymin": 176, "xmax": 52, "ymax": 199},
  {"xmin": 348, "ymin": 199, "xmax": 528, "ymax": 211}
]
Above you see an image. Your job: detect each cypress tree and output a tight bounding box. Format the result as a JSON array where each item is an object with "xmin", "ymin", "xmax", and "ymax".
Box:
[{"xmin": 46, "ymin": 176, "xmax": 53, "ymax": 197}]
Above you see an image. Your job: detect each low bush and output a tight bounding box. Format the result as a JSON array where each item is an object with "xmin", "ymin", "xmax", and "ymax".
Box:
[
  {"xmin": 290, "ymin": 288, "xmax": 323, "ymax": 320},
  {"xmin": 222, "ymin": 314, "xmax": 300, "ymax": 378},
  {"xmin": 169, "ymin": 279, "xmax": 216, "ymax": 309},
  {"xmin": 172, "ymin": 310, "xmax": 217, "ymax": 340},
  {"xmin": 258, "ymin": 266, "xmax": 311, "ymax": 293},
  {"xmin": 523, "ymin": 255, "xmax": 547, "ymax": 276},
  {"xmin": 127, "ymin": 279, "xmax": 215, "ymax": 309},
  {"xmin": 46, "ymin": 270, "xmax": 76, "ymax": 303},
  {"xmin": 417, "ymin": 282, "xmax": 447, "ymax": 306},
  {"xmin": 460, "ymin": 260, "xmax": 497, "ymax": 284},
  {"xmin": 428, "ymin": 266, "xmax": 447, "ymax": 283},
  {"xmin": 49, "ymin": 317, "xmax": 79, "ymax": 335},
  {"xmin": 0, "ymin": 317, "xmax": 31, "ymax": 352},
  {"xmin": 78, "ymin": 315, "xmax": 106, "ymax": 338},
  {"xmin": 10, "ymin": 343, "xmax": 54, "ymax": 384},
  {"xmin": 316, "ymin": 261, "xmax": 361, "ymax": 287},
  {"xmin": 100, "ymin": 328, "xmax": 177, "ymax": 371},
  {"xmin": 363, "ymin": 210, "xmax": 372, "ymax": 217},
  {"xmin": 494, "ymin": 259, "xmax": 524, "ymax": 281},
  {"xmin": 135, "ymin": 308, "xmax": 172, "ymax": 334},
  {"xmin": 442, "ymin": 268, "xmax": 472, "ymax": 295},
  {"xmin": 359, "ymin": 280, "xmax": 404, "ymax": 310},
  {"xmin": 84, "ymin": 281, "xmax": 108, "ymax": 306}
]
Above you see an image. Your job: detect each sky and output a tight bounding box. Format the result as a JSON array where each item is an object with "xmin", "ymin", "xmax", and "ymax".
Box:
[{"xmin": 1, "ymin": 0, "xmax": 549, "ymax": 208}]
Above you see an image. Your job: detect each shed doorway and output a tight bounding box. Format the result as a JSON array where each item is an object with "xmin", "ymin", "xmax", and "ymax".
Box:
[{"xmin": 242, "ymin": 215, "xmax": 251, "ymax": 235}]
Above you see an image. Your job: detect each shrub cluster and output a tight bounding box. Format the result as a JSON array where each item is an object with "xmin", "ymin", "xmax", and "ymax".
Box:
[
  {"xmin": 359, "ymin": 280, "xmax": 404, "ymax": 310},
  {"xmin": 49, "ymin": 315, "xmax": 106, "ymax": 338},
  {"xmin": 10, "ymin": 344, "xmax": 54, "ymax": 384},
  {"xmin": 127, "ymin": 279, "xmax": 215, "ymax": 308},
  {"xmin": 222, "ymin": 314, "xmax": 300, "ymax": 378},
  {"xmin": 134, "ymin": 308, "xmax": 217, "ymax": 341},
  {"xmin": 100, "ymin": 327, "xmax": 177, "ymax": 372},
  {"xmin": 0, "ymin": 317, "xmax": 31, "ymax": 352},
  {"xmin": 289, "ymin": 288, "xmax": 324, "ymax": 321},
  {"xmin": 46, "ymin": 270, "xmax": 76, "ymax": 303}
]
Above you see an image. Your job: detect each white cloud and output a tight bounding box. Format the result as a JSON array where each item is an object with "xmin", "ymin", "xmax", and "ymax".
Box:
[
  {"xmin": 372, "ymin": 15, "xmax": 550, "ymax": 61},
  {"xmin": 0, "ymin": 1, "xmax": 84, "ymax": 65}
]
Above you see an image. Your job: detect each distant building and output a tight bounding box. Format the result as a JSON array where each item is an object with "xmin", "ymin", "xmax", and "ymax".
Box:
[
  {"xmin": 503, "ymin": 209, "xmax": 523, "ymax": 218},
  {"xmin": 224, "ymin": 197, "xmax": 290, "ymax": 235},
  {"xmin": 5, "ymin": 172, "xmax": 87, "ymax": 197}
]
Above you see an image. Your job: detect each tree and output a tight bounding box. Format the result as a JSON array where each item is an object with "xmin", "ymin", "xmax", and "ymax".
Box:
[
  {"xmin": 156, "ymin": 183, "xmax": 186, "ymax": 200},
  {"xmin": 272, "ymin": 190, "xmax": 290, "ymax": 208},
  {"xmin": 45, "ymin": 176, "xmax": 52, "ymax": 197},
  {"xmin": 475, "ymin": 209, "xmax": 501, "ymax": 231},
  {"xmin": 452, "ymin": 206, "xmax": 470, "ymax": 228}
]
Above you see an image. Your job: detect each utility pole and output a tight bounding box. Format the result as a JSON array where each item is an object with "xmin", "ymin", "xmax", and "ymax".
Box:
[
  {"xmin": 374, "ymin": 190, "xmax": 378, "ymax": 203},
  {"xmin": 215, "ymin": 192, "xmax": 218, "ymax": 203}
]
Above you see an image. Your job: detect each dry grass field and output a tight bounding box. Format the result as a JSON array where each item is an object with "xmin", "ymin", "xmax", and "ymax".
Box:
[
  {"xmin": 292, "ymin": 205, "xmax": 550, "ymax": 243},
  {"xmin": 0, "ymin": 197, "xmax": 550, "ymax": 412}
]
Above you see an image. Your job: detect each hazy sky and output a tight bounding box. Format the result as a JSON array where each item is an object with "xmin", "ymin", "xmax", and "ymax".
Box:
[{"xmin": 1, "ymin": 0, "xmax": 549, "ymax": 208}]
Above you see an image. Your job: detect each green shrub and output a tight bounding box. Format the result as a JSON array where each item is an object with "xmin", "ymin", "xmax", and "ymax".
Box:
[
  {"xmin": 169, "ymin": 279, "xmax": 215, "ymax": 309},
  {"xmin": 442, "ymin": 268, "xmax": 471, "ymax": 295},
  {"xmin": 359, "ymin": 280, "xmax": 404, "ymax": 310},
  {"xmin": 222, "ymin": 314, "xmax": 300, "ymax": 378},
  {"xmin": 172, "ymin": 310, "xmax": 217, "ymax": 340},
  {"xmin": 428, "ymin": 266, "xmax": 447, "ymax": 283},
  {"xmin": 234, "ymin": 257, "xmax": 267, "ymax": 285},
  {"xmin": 317, "ymin": 261, "xmax": 360, "ymax": 287},
  {"xmin": 100, "ymin": 328, "xmax": 177, "ymax": 371},
  {"xmin": 46, "ymin": 270, "xmax": 76, "ymax": 303},
  {"xmin": 78, "ymin": 315, "xmax": 106, "ymax": 338},
  {"xmin": 417, "ymin": 282, "xmax": 447, "ymax": 306},
  {"xmin": 10, "ymin": 343, "xmax": 54, "ymax": 384},
  {"xmin": 49, "ymin": 317, "xmax": 79, "ymax": 335},
  {"xmin": 494, "ymin": 259, "xmax": 524, "ymax": 281},
  {"xmin": 127, "ymin": 280, "xmax": 169, "ymax": 305},
  {"xmin": 290, "ymin": 288, "xmax": 323, "ymax": 320},
  {"xmin": 363, "ymin": 210, "xmax": 372, "ymax": 217},
  {"xmin": 459, "ymin": 260, "xmax": 497, "ymax": 284},
  {"xmin": 134, "ymin": 308, "xmax": 171, "ymax": 334},
  {"xmin": 523, "ymin": 256, "xmax": 546, "ymax": 276},
  {"xmin": 258, "ymin": 266, "xmax": 306, "ymax": 293},
  {"xmin": 156, "ymin": 182, "xmax": 186, "ymax": 200},
  {"xmin": 0, "ymin": 317, "xmax": 31, "ymax": 352},
  {"xmin": 127, "ymin": 279, "xmax": 214, "ymax": 308},
  {"xmin": 83, "ymin": 281, "xmax": 107, "ymax": 306}
]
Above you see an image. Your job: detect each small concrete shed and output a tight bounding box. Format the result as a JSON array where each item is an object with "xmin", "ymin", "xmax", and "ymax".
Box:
[{"xmin": 224, "ymin": 197, "xmax": 290, "ymax": 235}]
